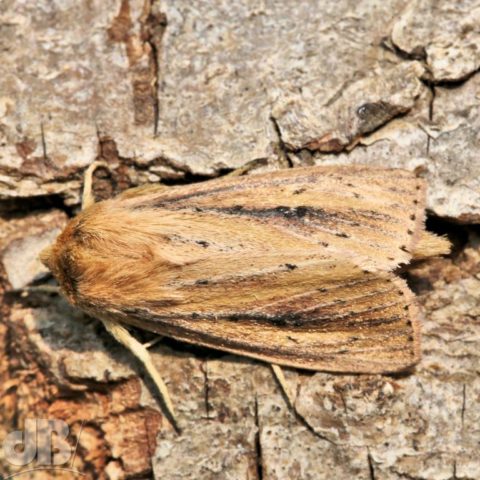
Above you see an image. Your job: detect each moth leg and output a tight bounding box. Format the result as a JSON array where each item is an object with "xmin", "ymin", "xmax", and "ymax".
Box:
[
  {"xmin": 225, "ymin": 159, "xmax": 266, "ymax": 177},
  {"xmin": 101, "ymin": 318, "xmax": 178, "ymax": 428},
  {"xmin": 82, "ymin": 161, "xmax": 109, "ymax": 210},
  {"xmin": 143, "ymin": 336, "xmax": 164, "ymax": 350},
  {"xmin": 270, "ymin": 364, "xmax": 296, "ymax": 409}
]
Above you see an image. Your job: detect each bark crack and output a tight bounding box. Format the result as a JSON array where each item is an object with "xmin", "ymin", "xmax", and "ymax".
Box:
[
  {"xmin": 203, "ymin": 360, "xmax": 211, "ymax": 419},
  {"xmin": 367, "ymin": 450, "xmax": 376, "ymax": 480},
  {"xmin": 40, "ymin": 122, "xmax": 48, "ymax": 160},
  {"xmin": 270, "ymin": 115, "xmax": 293, "ymax": 168},
  {"xmin": 141, "ymin": 0, "xmax": 168, "ymax": 136},
  {"xmin": 285, "ymin": 381, "xmax": 337, "ymax": 445},
  {"xmin": 420, "ymin": 78, "xmax": 436, "ymax": 157},
  {"xmin": 338, "ymin": 388, "xmax": 348, "ymax": 415},
  {"xmin": 254, "ymin": 395, "xmax": 263, "ymax": 480}
]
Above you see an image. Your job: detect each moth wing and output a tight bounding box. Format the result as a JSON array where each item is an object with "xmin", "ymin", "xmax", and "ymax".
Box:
[
  {"xmin": 120, "ymin": 258, "xmax": 420, "ymax": 374},
  {"xmin": 118, "ymin": 165, "xmax": 428, "ymax": 271},
  {"xmin": 68, "ymin": 165, "xmax": 427, "ymax": 372}
]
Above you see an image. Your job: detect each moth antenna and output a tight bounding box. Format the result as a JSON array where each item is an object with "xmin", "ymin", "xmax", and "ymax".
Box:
[
  {"xmin": 271, "ymin": 364, "xmax": 296, "ymax": 409},
  {"xmin": 101, "ymin": 319, "xmax": 180, "ymax": 431},
  {"xmin": 82, "ymin": 161, "xmax": 109, "ymax": 210}
]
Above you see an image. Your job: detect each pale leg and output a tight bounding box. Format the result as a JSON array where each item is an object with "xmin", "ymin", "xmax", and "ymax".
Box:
[
  {"xmin": 271, "ymin": 364, "xmax": 296, "ymax": 409},
  {"xmin": 102, "ymin": 318, "xmax": 179, "ymax": 429}
]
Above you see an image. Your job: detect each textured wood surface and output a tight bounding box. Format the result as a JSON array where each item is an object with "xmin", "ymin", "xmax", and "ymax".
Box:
[{"xmin": 1, "ymin": 1, "xmax": 479, "ymax": 479}]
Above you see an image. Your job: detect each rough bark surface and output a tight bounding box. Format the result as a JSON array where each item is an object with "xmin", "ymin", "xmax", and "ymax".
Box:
[{"xmin": 1, "ymin": 1, "xmax": 479, "ymax": 479}]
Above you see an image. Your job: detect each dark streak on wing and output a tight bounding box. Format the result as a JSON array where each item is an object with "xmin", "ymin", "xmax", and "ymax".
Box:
[
  {"xmin": 149, "ymin": 204, "xmax": 400, "ymax": 246},
  {"xmin": 197, "ymin": 205, "xmax": 396, "ymax": 225},
  {"xmin": 197, "ymin": 206, "xmax": 402, "ymax": 241},
  {"xmin": 142, "ymin": 200, "xmax": 397, "ymax": 227},
  {"xmin": 123, "ymin": 301, "xmax": 404, "ymax": 331},
  {"xmin": 179, "ymin": 272, "xmax": 380, "ymax": 292},
  {"xmin": 120, "ymin": 306, "xmax": 416, "ymax": 369}
]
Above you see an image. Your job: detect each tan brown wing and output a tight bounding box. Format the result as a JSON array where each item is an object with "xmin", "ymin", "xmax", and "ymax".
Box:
[
  {"xmin": 116, "ymin": 261, "xmax": 420, "ymax": 374},
  {"xmin": 43, "ymin": 165, "xmax": 444, "ymax": 373},
  {"xmin": 116, "ymin": 165, "xmax": 430, "ymax": 271}
]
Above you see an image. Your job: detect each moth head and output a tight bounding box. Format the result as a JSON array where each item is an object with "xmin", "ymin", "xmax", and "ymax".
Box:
[{"xmin": 39, "ymin": 220, "xmax": 83, "ymax": 305}]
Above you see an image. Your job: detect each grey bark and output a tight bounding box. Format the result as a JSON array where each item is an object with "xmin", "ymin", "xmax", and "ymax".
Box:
[{"xmin": 1, "ymin": 1, "xmax": 479, "ymax": 479}]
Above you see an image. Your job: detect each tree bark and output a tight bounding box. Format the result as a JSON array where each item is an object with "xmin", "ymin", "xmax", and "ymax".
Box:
[{"xmin": 1, "ymin": 1, "xmax": 479, "ymax": 479}]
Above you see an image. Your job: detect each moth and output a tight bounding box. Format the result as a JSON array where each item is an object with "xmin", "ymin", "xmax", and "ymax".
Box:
[{"xmin": 40, "ymin": 163, "xmax": 449, "ymax": 427}]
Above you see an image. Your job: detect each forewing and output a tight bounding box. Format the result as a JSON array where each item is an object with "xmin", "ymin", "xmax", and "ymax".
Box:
[
  {"xmin": 117, "ymin": 259, "xmax": 420, "ymax": 374},
  {"xmin": 120, "ymin": 165, "xmax": 427, "ymax": 271}
]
